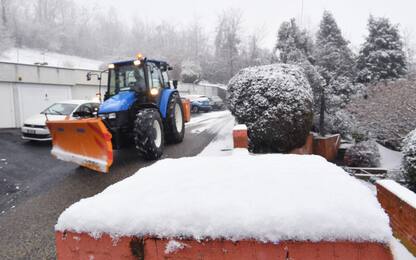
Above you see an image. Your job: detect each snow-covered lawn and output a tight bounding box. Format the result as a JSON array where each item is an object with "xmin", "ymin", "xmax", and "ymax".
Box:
[
  {"xmin": 0, "ymin": 48, "xmax": 103, "ymax": 70},
  {"xmin": 56, "ymin": 153, "xmax": 391, "ymax": 244}
]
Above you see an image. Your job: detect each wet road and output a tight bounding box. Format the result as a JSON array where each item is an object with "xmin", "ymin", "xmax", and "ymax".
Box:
[{"xmin": 0, "ymin": 111, "xmax": 232, "ymax": 259}]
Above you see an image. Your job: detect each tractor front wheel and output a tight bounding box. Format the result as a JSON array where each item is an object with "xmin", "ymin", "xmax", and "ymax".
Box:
[
  {"xmin": 165, "ymin": 93, "xmax": 185, "ymax": 144},
  {"xmin": 134, "ymin": 108, "xmax": 164, "ymax": 160}
]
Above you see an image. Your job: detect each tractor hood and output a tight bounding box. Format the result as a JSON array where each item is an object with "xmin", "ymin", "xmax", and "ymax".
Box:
[{"xmin": 99, "ymin": 91, "xmax": 137, "ymax": 114}]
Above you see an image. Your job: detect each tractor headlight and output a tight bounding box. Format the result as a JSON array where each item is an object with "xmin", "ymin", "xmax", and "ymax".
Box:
[
  {"xmin": 150, "ymin": 88, "xmax": 159, "ymax": 96},
  {"xmin": 108, "ymin": 63, "xmax": 115, "ymax": 69},
  {"xmin": 108, "ymin": 113, "xmax": 117, "ymax": 119},
  {"xmin": 133, "ymin": 60, "xmax": 141, "ymax": 66}
]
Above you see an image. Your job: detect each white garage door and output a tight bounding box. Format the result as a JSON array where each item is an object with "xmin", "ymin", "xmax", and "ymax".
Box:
[
  {"xmin": 0, "ymin": 84, "xmax": 15, "ymax": 128},
  {"xmin": 18, "ymin": 84, "xmax": 72, "ymax": 126}
]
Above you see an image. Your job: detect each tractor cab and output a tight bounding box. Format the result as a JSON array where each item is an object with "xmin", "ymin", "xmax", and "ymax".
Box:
[{"xmin": 104, "ymin": 56, "xmax": 176, "ymax": 102}]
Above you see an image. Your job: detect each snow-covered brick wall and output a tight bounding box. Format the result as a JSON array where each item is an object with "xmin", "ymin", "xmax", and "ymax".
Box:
[
  {"xmin": 56, "ymin": 154, "xmax": 392, "ymax": 244},
  {"xmin": 376, "ymin": 180, "xmax": 416, "ymax": 255},
  {"xmin": 227, "ymin": 64, "xmax": 314, "ymax": 153}
]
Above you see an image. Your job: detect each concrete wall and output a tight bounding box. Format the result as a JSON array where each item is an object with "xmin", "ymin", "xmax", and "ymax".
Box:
[{"xmin": 0, "ymin": 62, "xmax": 106, "ymax": 128}]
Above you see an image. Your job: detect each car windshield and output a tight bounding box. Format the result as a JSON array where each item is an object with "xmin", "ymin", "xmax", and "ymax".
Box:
[
  {"xmin": 108, "ymin": 63, "xmax": 146, "ymax": 95},
  {"xmin": 42, "ymin": 103, "xmax": 78, "ymax": 115}
]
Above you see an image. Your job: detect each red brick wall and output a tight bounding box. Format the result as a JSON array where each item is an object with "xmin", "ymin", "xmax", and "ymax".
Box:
[
  {"xmin": 233, "ymin": 128, "xmax": 248, "ymax": 149},
  {"xmin": 376, "ymin": 183, "xmax": 416, "ymax": 256},
  {"xmin": 56, "ymin": 231, "xmax": 393, "ymax": 260}
]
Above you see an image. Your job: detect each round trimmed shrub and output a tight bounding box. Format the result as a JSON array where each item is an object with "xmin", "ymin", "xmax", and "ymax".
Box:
[
  {"xmin": 402, "ymin": 129, "xmax": 416, "ymax": 190},
  {"xmin": 227, "ymin": 64, "xmax": 314, "ymax": 153},
  {"xmin": 344, "ymin": 140, "xmax": 381, "ymax": 167}
]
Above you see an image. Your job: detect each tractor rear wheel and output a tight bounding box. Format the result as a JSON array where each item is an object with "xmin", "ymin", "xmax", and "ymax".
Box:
[
  {"xmin": 165, "ymin": 92, "xmax": 185, "ymax": 144},
  {"xmin": 134, "ymin": 108, "xmax": 164, "ymax": 160}
]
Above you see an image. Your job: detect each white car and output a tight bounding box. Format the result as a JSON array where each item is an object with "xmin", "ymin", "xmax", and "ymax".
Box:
[{"xmin": 21, "ymin": 100, "xmax": 100, "ymax": 141}]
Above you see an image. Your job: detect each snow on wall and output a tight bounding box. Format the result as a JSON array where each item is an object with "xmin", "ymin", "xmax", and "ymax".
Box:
[
  {"xmin": 377, "ymin": 180, "xmax": 416, "ymax": 209},
  {"xmin": 56, "ymin": 154, "xmax": 392, "ymax": 243}
]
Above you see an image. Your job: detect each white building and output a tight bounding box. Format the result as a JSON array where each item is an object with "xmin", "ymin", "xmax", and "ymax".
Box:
[{"xmin": 0, "ymin": 62, "xmax": 107, "ymax": 128}]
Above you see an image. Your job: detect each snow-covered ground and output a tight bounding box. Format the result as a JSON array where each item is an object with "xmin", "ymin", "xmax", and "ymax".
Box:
[
  {"xmin": 390, "ymin": 238, "xmax": 416, "ymax": 260},
  {"xmin": 186, "ymin": 110, "xmax": 233, "ymax": 138},
  {"xmin": 378, "ymin": 144, "xmax": 403, "ymax": 170},
  {"xmin": 0, "ymin": 48, "xmax": 103, "ymax": 70}
]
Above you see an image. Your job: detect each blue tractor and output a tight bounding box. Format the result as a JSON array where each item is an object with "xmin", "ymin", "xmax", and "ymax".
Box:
[{"xmin": 47, "ymin": 54, "xmax": 185, "ymax": 172}]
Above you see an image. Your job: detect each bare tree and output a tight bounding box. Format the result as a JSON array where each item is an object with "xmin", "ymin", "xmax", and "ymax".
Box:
[{"xmin": 214, "ymin": 8, "xmax": 243, "ymax": 82}]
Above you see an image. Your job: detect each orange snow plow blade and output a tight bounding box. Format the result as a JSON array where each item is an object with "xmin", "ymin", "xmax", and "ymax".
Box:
[{"xmin": 47, "ymin": 118, "xmax": 113, "ymax": 173}]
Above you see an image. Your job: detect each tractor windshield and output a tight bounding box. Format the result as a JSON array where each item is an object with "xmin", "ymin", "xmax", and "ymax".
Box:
[{"xmin": 108, "ymin": 63, "xmax": 146, "ymax": 95}]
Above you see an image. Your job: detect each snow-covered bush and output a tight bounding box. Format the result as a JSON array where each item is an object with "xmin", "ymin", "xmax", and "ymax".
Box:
[
  {"xmin": 180, "ymin": 60, "xmax": 202, "ymax": 83},
  {"xmin": 227, "ymin": 64, "xmax": 314, "ymax": 153},
  {"xmin": 344, "ymin": 140, "xmax": 381, "ymax": 167},
  {"xmin": 314, "ymin": 110, "xmax": 356, "ymax": 140},
  {"xmin": 402, "ymin": 129, "xmax": 416, "ymax": 190},
  {"xmin": 325, "ymin": 77, "xmax": 364, "ymax": 112}
]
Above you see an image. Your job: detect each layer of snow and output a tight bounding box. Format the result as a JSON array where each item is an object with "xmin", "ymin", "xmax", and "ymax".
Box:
[
  {"xmin": 0, "ymin": 48, "xmax": 103, "ymax": 70},
  {"xmin": 390, "ymin": 238, "xmax": 416, "ymax": 260},
  {"xmin": 377, "ymin": 180, "xmax": 416, "ymax": 208},
  {"xmin": 51, "ymin": 146, "xmax": 107, "ymax": 173},
  {"xmin": 56, "ymin": 153, "xmax": 392, "ymax": 243},
  {"xmin": 186, "ymin": 111, "xmax": 231, "ymax": 126},
  {"xmin": 164, "ymin": 240, "xmax": 188, "ymax": 254},
  {"xmin": 233, "ymin": 124, "xmax": 247, "ymax": 131},
  {"xmin": 378, "ymin": 144, "xmax": 403, "ymax": 170}
]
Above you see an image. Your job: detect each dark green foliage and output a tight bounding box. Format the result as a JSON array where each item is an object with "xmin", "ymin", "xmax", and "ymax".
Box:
[
  {"xmin": 357, "ymin": 16, "xmax": 407, "ymax": 83},
  {"xmin": 402, "ymin": 130, "xmax": 416, "ymax": 191}
]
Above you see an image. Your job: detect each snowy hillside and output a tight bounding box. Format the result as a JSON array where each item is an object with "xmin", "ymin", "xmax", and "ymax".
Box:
[{"xmin": 0, "ymin": 48, "xmax": 103, "ymax": 70}]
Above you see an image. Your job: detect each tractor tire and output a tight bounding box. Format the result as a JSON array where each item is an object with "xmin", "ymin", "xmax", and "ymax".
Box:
[
  {"xmin": 164, "ymin": 92, "xmax": 185, "ymax": 144},
  {"xmin": 134, "ymin": 108, "xmax": 164, "ymax": 160}
]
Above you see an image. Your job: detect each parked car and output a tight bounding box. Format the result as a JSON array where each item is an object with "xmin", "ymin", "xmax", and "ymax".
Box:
[
  {"xmin": 21, "ymin": 100, "xmax": 100, "ymax": 141},
  {"xmin": 189, "ymin": 95, "xmax": 212, "ymax": 113},
  {"xmin": 208, "ymin": 96, "xmax": 225, "ymax": 110}
]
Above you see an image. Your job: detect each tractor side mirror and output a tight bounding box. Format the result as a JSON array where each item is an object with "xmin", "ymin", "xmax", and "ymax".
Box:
[
  {"xmin": 172, "ymin": 80, "xmax": 178, "ymax": 89},
  {"xmin": 86, "ymin": 72, "xmax": 92, "ymax": 81}
]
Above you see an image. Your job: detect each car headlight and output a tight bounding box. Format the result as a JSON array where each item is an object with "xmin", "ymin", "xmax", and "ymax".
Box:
[{"xmin": 108, "ymin": 113, "xmax": 116, "ymax": 119}]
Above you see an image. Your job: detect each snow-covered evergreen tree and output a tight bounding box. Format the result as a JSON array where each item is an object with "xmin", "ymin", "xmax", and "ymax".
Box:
[
  {"xmin": 315, "ymin": 11, "xmax": 355, "ymax": 82},
  {"xmin": 314, "ymin": 11, "xmax": 362, "ymax": 136},
  {"xmin": 275, "ymin": 18, "xmax": 314, "ymax": 64},
  {"xmin": 357, "ymin": 16, "xmax": 407, "ymax": 83},
  {"xmin": 275, "ymin": 19, "xmax": 322, "ymax": 111}
]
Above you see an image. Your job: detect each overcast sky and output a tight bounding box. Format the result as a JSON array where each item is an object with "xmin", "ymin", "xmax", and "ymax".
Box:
[{"xmin": 80, "ymin": 0, "xmax": 416, "ymax": 50}]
